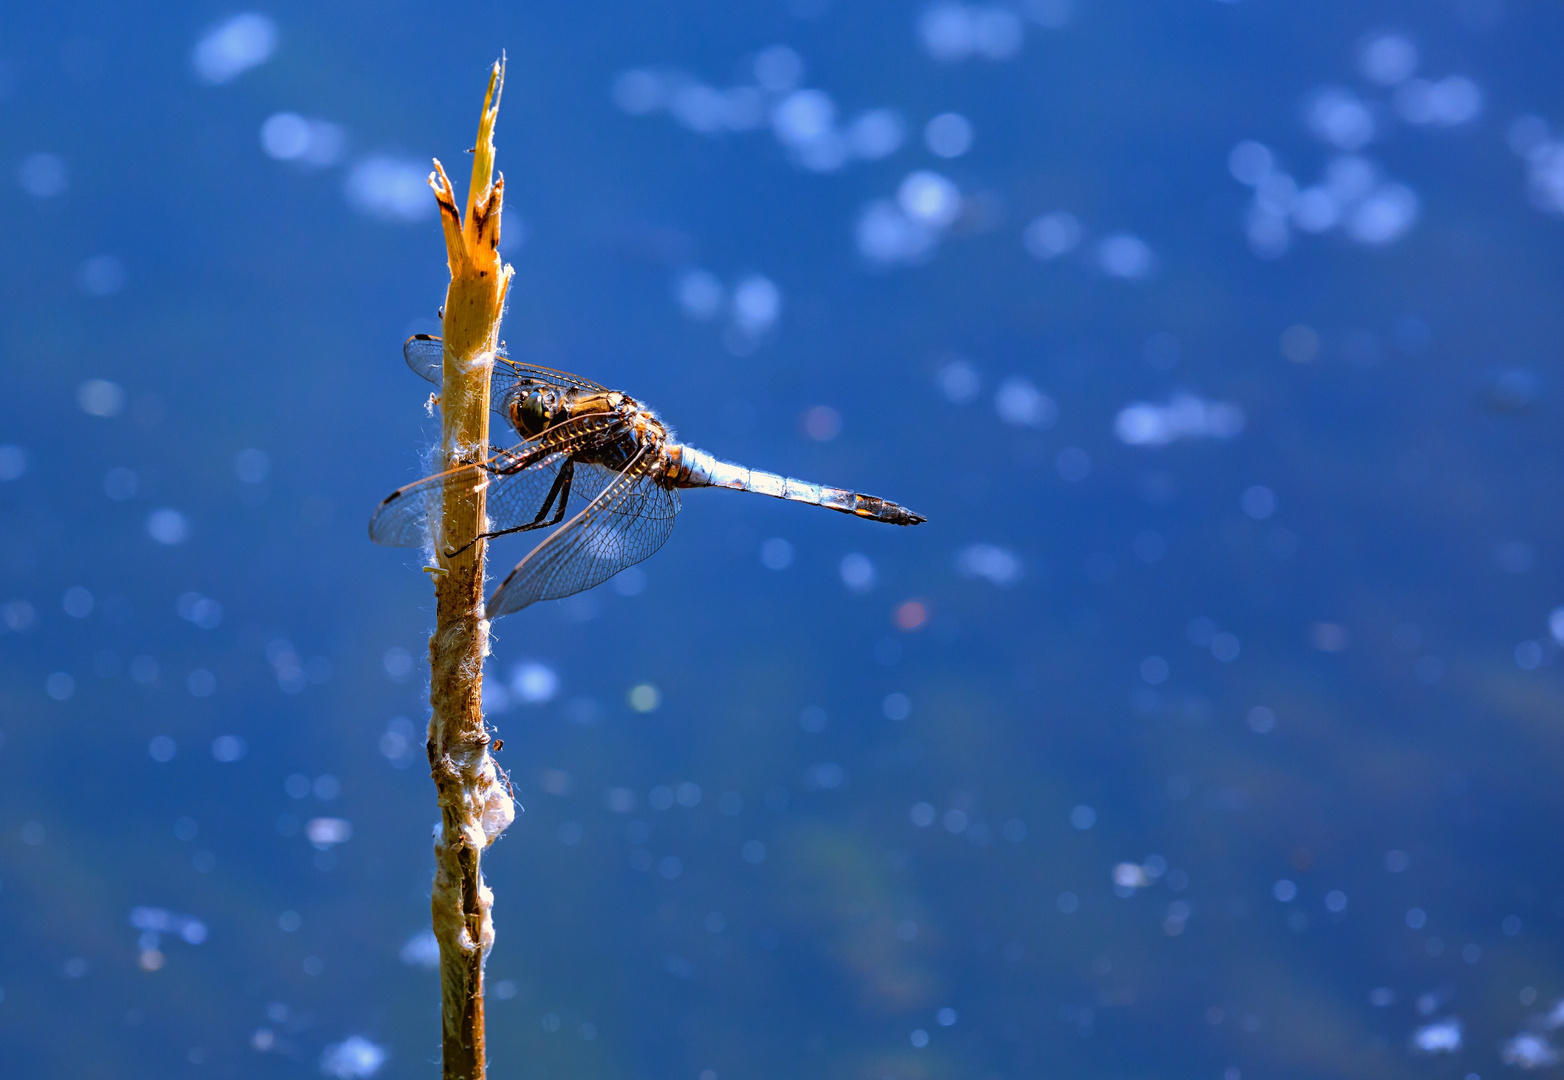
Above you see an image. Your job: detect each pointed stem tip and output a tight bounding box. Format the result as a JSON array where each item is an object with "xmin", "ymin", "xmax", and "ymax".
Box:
[{"xmin": 466, "ymin": 57, "xmax": 505, "ymax": 238}]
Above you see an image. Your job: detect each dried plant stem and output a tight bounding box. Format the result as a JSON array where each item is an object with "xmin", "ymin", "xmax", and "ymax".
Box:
[{"xmin": 426, "ymin": 58, "xmax": 515, "ymax": 1080}]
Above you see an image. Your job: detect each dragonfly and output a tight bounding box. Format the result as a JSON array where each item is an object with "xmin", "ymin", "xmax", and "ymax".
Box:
[{"xmin": 371, "ymin": 335, "xmax": 926, "ymax": 619}]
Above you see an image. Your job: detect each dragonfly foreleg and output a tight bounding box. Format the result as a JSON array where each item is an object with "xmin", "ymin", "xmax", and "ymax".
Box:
[{"xmin": 481, "ymin": 447, "xmax": 544, "ymax": 477}]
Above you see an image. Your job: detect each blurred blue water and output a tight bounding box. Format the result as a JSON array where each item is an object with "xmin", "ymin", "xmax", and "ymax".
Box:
[{"xmin": 4, "ymin": 3, "xmax": 1564, "ymax": 1078}]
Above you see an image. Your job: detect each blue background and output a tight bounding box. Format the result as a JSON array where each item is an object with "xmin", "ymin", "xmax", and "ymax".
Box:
[{"xmin": 3, "ymin": 2, "xmax": 1564, "ymax": 1078}]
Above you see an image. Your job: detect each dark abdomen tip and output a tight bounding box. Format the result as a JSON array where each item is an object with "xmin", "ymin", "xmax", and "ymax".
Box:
[{"xmin": 853, "ymin": 495, "xmax": 926, "ymax": 526}]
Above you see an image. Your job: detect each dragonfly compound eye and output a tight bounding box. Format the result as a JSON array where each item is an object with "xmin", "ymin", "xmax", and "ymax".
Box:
[{"xmin": 517, "ymin": 390, "xmax": 551, "ymax": 436}]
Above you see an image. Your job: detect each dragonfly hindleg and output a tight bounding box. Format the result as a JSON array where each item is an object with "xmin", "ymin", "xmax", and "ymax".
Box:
[{"xmin": 443, "ymin": 459, "xmax": 576, "ymax": 558}]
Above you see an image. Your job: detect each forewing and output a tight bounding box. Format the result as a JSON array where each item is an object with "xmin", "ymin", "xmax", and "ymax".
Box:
[
  {"xmin": 486, "ymin": 447, "xmax": 681, "ymax": 618},
  {"xmin": 403, "ymin": 335, "xmax": 607, "ymax": 422},
  {"xmin": 368, "ymin": 415, "xmax": 626, "ymax": 548}
]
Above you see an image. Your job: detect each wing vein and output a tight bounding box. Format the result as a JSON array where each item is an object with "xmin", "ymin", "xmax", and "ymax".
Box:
[{"xmin": 485, "ymin": 443, "xmax": 680, "ymax": 618}]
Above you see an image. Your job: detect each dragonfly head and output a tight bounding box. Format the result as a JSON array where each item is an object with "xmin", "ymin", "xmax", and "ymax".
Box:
[{"xmin": 514, "ymin": 389, "xmax": 553, "ymax": 437}]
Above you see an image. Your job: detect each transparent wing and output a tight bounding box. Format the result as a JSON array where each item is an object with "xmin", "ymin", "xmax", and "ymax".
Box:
[
  {"xmin": 404, "ymin": 335, "xmax": 607, "ymax": 421},
  {"xmin": 402, "ymin": 335, "xmax": 446, "ymax": 382},
  {"xmin": 486, "ymin": 446, "xmax": 681, "ymax": 618},
  {"xmin": 368, "ymin": 415, "xmax": 628, "ymax": 548}
]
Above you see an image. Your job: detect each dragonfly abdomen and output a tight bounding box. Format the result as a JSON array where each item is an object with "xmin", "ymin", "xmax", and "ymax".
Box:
[{"xmin": 667, "ymin": 445, "xmax": 925, "ymax": 526}]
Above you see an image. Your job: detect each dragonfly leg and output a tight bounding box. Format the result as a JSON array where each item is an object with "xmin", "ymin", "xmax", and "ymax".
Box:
[
  {"xmin": 518, "ymin": 458, "xmax": 575, "ymax": 530},
  {"xmin": 443, "ymin": 460, "xmax": 576, "ymax": 558},
  {"xmin": 482, "ymin": 450, "xmax": 537, "ymax": 477}
]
